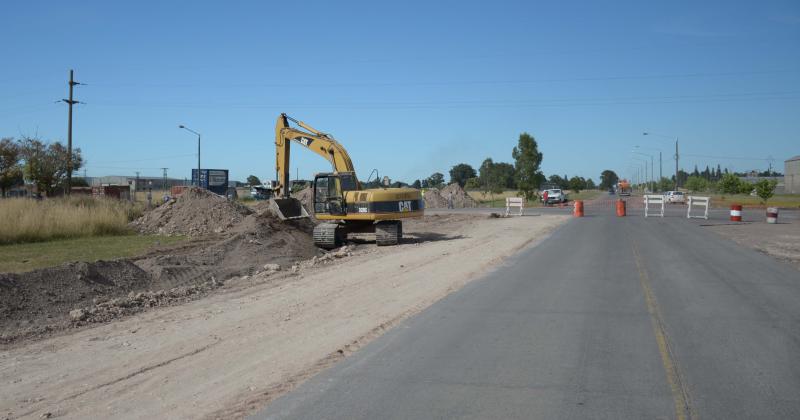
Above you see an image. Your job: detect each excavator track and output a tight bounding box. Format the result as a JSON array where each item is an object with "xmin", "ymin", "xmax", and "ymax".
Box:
[
  {"xmin": 375, "ymin": 220, "xmax": 402, "ymax": 246},
  {"xmin": 313, "ymin": 223, "xmax": 341, "ymax": 249}
]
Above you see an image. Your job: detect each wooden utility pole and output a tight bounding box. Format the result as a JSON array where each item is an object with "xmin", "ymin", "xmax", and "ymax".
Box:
[
  {"xmin": 161, "ymin": 168, "xmax": 168, "ymax": 191},
  {"xmin": 62, "ymin": 70, "xmax": 81, "ymax": 195}
]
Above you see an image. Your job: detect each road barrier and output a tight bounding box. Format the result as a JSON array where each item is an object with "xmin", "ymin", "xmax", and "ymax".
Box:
[
  {"xmin": 616, "ymin": 199, "xmax": 626, "ymax": 217},
  {"xmin": 687, "ymin": 196, "xmax": 710, "ymax": 220},
  {"xmin": 643, "ymin": 195, "xmax": 665, "ymax": 218},
  {"xmin": 730, "ymin": 204, "xmax": 742, "ymax": 222},
  {"xmin": 505, "ymin": 197, "xmax": 524, "ymax": 217},
  {"xmin": 573, "ymin": 200, "xmax": 584, "ymax": 217},
  {"xmin": 767, "ymin": 207, "xmax": 778, "ymax": 224}
]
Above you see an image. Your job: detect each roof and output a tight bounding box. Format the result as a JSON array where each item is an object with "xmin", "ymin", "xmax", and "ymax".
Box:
[{"xmin": 787, "ymin": 155, "xmax": 800, "ymax": 162}]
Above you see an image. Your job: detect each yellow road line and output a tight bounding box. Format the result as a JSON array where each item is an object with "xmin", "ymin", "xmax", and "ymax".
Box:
[{"xmin": 632, "ymin": 241, "xmax": 694, "ymax": 420}]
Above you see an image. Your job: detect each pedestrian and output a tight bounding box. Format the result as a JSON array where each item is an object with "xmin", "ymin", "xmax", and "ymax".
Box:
[
  {"xmin": 448, "ymin": 192, "xmax": 453, "ymax": 209},
  {"xmin": 543, "ymin": 190, "xmax": 549, "ymax": 207}
]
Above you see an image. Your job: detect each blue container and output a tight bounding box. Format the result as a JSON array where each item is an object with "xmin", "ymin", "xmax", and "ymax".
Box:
[{"xmin": 192, "ymin": 169, "xmax": 229, "ymax": 196}]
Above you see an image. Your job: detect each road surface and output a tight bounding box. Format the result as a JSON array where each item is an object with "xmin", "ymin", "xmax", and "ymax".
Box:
[{"xmin": 255, "ymin": 202, "xmax": 800, "ymax": 419}]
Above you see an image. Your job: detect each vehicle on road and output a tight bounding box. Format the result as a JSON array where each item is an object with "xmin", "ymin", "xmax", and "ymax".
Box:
[
  {"xmin": 617, "ymin": 180, "xmax": 632, "ymax": 196},
  {"xmin": 542, "ymin": 188, "xmax": 568, "ymax": 204},
  {"xmin": 608, "ymin": 187, "xmax": 615, "ymax": 195},
  {"xmin": 664, "ymin": 191, "xmax": 686, "ymax": 204}
]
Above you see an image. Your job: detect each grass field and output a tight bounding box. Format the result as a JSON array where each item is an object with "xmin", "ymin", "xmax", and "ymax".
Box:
[
  {"xmin": 706, "ymin": 193, "xmax": 800, "ymax": 209},
  {"xmin": 0, "ymin": 197, "xmax": 145, "ymax": 244},
  {"xmin": 0, "ymin": 234, "xmax": 186, "ymax": 273},
  {"xmin": 467, "ymin": 189, "xmax": 602, "ymax": 208}
]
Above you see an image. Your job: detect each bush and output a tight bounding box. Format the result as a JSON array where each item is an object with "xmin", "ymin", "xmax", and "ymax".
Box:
[
  {"xmin": 685, "ymin": 176, "xmax": 709, "ymax": 192},
  {"xmin": 754, "ymin": 179, "xmax": 778, "ymax": 204},
  {"xmin": 0, "ymin": 197, "xmax": 136, "ymax": 244},
  {"xmin": 718, "ymin": 173, "xmax": 745, "ymax": 195}
]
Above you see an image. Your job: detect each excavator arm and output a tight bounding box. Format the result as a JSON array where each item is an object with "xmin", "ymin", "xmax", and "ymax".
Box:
[{"xmin": 275, "ymin": 113, "xmax": 356, "ymax": 198}]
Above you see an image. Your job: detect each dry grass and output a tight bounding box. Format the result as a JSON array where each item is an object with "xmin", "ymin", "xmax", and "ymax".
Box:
[{"xmin": 0, "ymin": 197, "xmax": 144, "ymax": 244}]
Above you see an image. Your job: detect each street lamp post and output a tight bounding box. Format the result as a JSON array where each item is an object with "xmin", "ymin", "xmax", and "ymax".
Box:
[
  {"xmin": 632, "ymin": 157, "xmax": 648, "ymax": 192},
  {"xmin": 632, "ymin": 151, "xmax": 654, "ymax": 192},
  {"xmin": 635, "ymin": 145, "xmax": 662, "ymax": 189},
  {"xmin": 179, "ymin": 125, "xmax": 201, "ymax": 187},
  {"xmin": 643, "ymin": 132, "xmax": 679, "ymax": 190}
]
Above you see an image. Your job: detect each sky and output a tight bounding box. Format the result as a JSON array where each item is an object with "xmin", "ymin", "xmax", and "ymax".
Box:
[{"xmin": 1, "ymin": 0, "xmax": 799, "ymax": 185}]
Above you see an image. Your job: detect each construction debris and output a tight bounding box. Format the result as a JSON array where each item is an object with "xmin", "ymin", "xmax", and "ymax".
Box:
[{"xmin": 423, "ymin": 183, "xmax": 478, "ymax": 208}]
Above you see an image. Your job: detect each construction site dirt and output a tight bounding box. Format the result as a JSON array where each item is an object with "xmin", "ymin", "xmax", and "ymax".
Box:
[{"xmin": 0, "ymin": 206, "xmax": 567, "ymax": 419}]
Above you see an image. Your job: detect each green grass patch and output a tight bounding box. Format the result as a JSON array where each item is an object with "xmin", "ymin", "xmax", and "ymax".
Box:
[
  {"xmin": 706, "ymin": 193, "xmax": 800, "ymax": 208},
  {"xmin": 0, "ymin": 234, "xmax": 186, "ymax": 273}
]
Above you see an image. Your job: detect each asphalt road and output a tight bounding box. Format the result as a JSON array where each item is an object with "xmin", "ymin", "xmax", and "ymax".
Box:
[{"xmin": 255, "ymin": 204, "xmax": 800, "ymax": 419}]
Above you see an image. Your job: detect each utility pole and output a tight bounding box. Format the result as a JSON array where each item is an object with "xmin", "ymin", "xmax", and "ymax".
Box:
[
  {"xmin": 135, "ymin": 171, "xmax": 140, "ymax": 192},
  {"xmin": 62, "ymin": 69, "xmax": 81, "ymax": 195},
  {"xmin": 161, "ymin": 168, "xmax": 168, "ymax": 192},
  {"xmin": 675, "ymin": 137, "xmax": 680, "ymax": 190}
]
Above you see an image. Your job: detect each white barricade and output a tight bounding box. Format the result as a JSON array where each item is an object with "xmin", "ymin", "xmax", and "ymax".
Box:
[
  {"xmin": 643, "ymin": 194, "xmax": 664, "ymax": 218},
  {"xmin": 687, "ymin": 196, "xmax": 710, "ymax": 220},
  {"xmin": 505, "ymin": 197, "xmax": 525, "ymax": 217}
]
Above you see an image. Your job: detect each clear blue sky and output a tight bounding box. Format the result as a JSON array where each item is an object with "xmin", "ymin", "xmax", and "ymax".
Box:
[{"xmin": 1, "ymin": 0, "xmax": 799, "ymax": 184}]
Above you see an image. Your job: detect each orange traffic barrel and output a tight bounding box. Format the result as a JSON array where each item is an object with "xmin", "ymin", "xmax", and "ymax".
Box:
[
  {"xmin": 766, "ymin": 207, "xmax": 778, "ymax": 224},
  {"xmin": 616, "ymin": 199, "xmax": 626, "ymax": 217},
  {"xmin": 573, "ymin": 200, "xmax": 584, "ymax": 217},
  {"xmin": 730, "ymin": 204, "xmax": 742, "ymax": 222}
]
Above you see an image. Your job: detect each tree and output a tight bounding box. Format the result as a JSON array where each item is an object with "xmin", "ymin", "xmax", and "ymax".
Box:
[
  {"xmin": 658, "ymin": 177, "xmax": 673, "ymax": 192},
  {"xmin": 449, "ymin": 163, "xmax": 477, "ymax": 188},
  {"xmin": 586, "ymin": 178, "xmax": 596, "ymax": 190},
  {"xmin": 426, "ymin": 172, "xmax": 445, "ymax": 189},
  {"xmin": 548, "ymin": 174, "xmax": 564, "ymax": 188},
  {"xmin": 718, "ymin": 173, "xmax": 744, "ymax": 195},
  {"xmin": 568, "ymin": 176, "xmax": 585, "ymax": 194},
  {"xmin": 18, "ymin": 137, "xmax": 83, "ymax": 196},
  {"xmin": 0, "ymin": 138, "xmax": 23, "ymax": 197},
  {"xmin": 599, "ymin": 170, "xmax": 619, "ymax": 190},
  {"xmin": 464, "ymin": 177, "xmax": 480, "ymax": 190},
  {"xmin": 478, "ymin": 158, "xmax": 505, "ymax": 197},
  {"xmin": 411, "ymin": 179, "xmax": 421, "ymax": 189},
  {"xmin": 246, "ymin": 175, "xmax": 261, "ymax": 186},
  {"xmin": 512, "ymin": 133, "xmax": 544, "ymax": 200},
  {"xmin": 685, "ymin": 176, "xmax": 709, "ymax": 192},
  {"xmin": 754, "ymin": 179, "xmax": 778, "ymax": 204}
]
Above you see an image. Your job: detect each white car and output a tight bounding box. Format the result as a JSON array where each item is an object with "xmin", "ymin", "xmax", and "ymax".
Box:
[
  {"xmin": 542, "ymin": 188, "xmax": 568, "ymax": 204},
  {"xmin": 664, "ymin": 191, "xmax": 686, "ymax": 204}
]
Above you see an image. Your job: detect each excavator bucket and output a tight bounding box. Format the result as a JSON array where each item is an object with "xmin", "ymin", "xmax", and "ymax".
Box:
[{"xmin": 268, "ymin": 197, "xmax": 310, "ymax": 220}]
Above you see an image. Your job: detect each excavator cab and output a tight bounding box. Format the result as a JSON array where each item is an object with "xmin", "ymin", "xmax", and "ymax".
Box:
[{"xmin": 313, "ymin": 172, "xmax": 357, "ymax": 216}]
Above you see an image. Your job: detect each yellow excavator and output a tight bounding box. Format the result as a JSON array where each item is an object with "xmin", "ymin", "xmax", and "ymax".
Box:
[{"xmin": 269, "ymin": 113, "xmax": 424, "ymax": 249}]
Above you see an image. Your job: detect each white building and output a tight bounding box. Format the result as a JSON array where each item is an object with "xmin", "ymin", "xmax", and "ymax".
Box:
[{"xmin": 786, "ymin": 155, "xmax": 800, "ymax": 194}]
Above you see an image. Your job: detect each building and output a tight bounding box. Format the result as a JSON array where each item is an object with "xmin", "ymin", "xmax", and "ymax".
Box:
[{"xmin": 786, "ymin": 156, "xmax": 800, "ymax": 194}]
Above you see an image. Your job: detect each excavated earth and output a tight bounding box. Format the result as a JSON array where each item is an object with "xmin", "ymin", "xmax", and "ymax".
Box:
[
  {"xmin": 0, "ymin": 189, "xmax": 320, "ymax": 344},
  {"xmin": 424, "ymin": 183, "xmax": 478, "ymax": 208}
]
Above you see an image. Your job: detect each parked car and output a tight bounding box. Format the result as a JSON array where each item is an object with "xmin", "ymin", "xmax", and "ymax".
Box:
[
  {"xmin": 608, "ymin": 187, "xmax": 615, "ymax": 195},
  {"xmin": 542, "ymin": 188, "xmax": 568, "ymax": 204},
  {"xmin": 664, "ymin": 191, "xmax": 686, "ymax": 204}
]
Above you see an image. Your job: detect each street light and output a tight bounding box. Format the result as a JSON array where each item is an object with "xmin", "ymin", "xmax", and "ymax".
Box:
[
  {"xmin": 179, "ymin": 125, "xmax": 201, "ymax": 187},
  {"xmin": 643, "ymin": 132, "xmax": 679, "ymax": 190},
  {"xmin": 632, "ymin": 150, "xmax": 654, "ymax": 192},
  {"xmin": 635, "ymin": 145, "xmax": 662, "ymax": 184},
  {"xmin": 631, "ymin": 157, "xmax": 648, "ymax": 192}
]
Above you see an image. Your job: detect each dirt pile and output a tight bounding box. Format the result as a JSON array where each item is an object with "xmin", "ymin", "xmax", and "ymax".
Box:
[
  {"xmin": 293, "ymin": 186, "xmax": 315, "ymax": 214},
  {"xmin": 424, "ymin": 183, "xmax": 478, "ymax": 208},
  {"xmin": 130, "ymin": 188, "xmax": 253, "ymax": 236},
  {"xmin": 2, "ymin": 198, "xmax": 321, "ymax": 344}
]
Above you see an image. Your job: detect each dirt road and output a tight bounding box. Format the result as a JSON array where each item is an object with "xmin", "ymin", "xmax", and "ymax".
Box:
[{"xmin": 0, "ymin": 213, "xmax": 567, "ymax": 420}]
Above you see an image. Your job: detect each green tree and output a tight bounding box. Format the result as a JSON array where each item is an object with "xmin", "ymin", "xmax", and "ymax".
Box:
[
  {"xmin": 246, "ymin": 175, "xmax": 261, "ymax": 186},
  {"xmin": 512, "ymin": 133, "xmax": 544, "ymax": 200},
  {"xmin": 586, "ymin": 178, "xmax": 596, "ymax": 190},
  {"xmin": 0, "ymin": 138, "xmax": 23, "ymax": 197},
  {"xmin": 449, "ymin": 163, "xmax": 477, "ymax": 187},
  {"xmin": 427, "ymin": 172, "xmax": 445, "ymax": 189},
  {"xmin": 411, "ymin": 179, "xmax": 421, "ymax": 189},
  {"xmin": 754, "ymin": 179, "xmax": 778, "ymax": 204},
  {"xmin": 464, "ymin": 177, "xmax": 480, "ymax": 190},
  {"xmin": 19, "ymin": 137, "xmax": 83, "ymax": 196},
  {"xmin": 718, "ymin": 173, "xmax": 744, "ymax": 195},
  {"xmin": 658, "ymin": 177, "xmax": 673, "ymax": 192},
  {"xmin": 493, "ymin": 162, "xmax": 516, "ymax": 189},
  {"xmin": 685, "ymin": 176, "xmax": 709, "ymax": 192},
  {"xmin": 599, "ymin": 170, "xmax": 619, "ymax": 190},
  {"xmin": 568, "ymin": 176, "xmax": 585, "ymax": 194}
]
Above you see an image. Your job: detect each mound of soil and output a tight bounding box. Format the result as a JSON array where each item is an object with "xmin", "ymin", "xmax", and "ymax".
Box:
[
  {"xmin": 131, "ymin": 188, "xmax": 253, "ymax": 236},
  {"xmin": 2, "ymin": 197, "xmax": 321, "ymax": 344},
  {"xmin": 424, "ymin": 183, "xmax": 478, "ymax": 208}
]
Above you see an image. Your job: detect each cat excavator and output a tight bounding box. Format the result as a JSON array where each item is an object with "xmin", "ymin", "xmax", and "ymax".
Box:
[{"xmin": 269, "ymin": 113, "xmax": 424, "ymax": 249}]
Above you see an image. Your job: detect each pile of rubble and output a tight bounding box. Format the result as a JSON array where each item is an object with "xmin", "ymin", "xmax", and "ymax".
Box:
[
  {"xmin": 424, "ymin": 183, "xmax": 478, "ymax": 208},
  {"xmin": 130, "ymin": 188, "xmax": 253, "ymax": 236}
]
